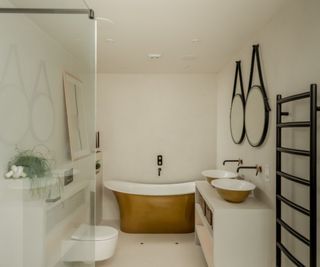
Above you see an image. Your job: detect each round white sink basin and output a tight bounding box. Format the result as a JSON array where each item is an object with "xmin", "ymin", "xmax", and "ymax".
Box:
[
  {"xmin": 211, "ymin": 179, "xmax": 256, "ymax": 203},
  {"xmin": 201, "ymin": 169, "xmax": 238, "ymax": 183}
]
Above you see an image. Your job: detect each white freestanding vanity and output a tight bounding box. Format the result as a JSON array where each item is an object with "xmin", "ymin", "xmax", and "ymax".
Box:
[{"xmin": 195, "ymin": 181, "xmax": 273, "ymax": 267}]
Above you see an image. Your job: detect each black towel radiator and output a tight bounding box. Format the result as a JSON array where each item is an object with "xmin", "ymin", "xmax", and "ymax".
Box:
[{"xmin": 276, "ymin": 84, "xmax": 319, "ymax": 266}]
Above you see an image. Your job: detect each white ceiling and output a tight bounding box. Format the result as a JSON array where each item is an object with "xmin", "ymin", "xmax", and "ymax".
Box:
[
  {"xmin": 7, "ymin": 0, "xmax": 95, "ymax": 67},
  {"xmin": 89, "ymin": 0, "xmax": 292, "ymax": 73},
  {"xmin": 6, "ymin": 0, "xmax": 292, "ymax": 73}
]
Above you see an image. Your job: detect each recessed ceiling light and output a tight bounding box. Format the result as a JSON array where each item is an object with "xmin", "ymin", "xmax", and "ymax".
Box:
[{"xmin": 148, "ymin": 54, "xmax": 161, "ymax": 59}]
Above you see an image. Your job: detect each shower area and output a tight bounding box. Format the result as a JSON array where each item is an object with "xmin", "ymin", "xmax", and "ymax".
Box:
[{"xmin": 0, "ymin": 1, "xmax": 97, "ymax": 267}]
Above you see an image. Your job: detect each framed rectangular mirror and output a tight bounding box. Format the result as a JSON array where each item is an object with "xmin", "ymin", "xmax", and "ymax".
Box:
[{"xmin": 63, "ymin": 72, "xmax": 90, "ymax": 160}]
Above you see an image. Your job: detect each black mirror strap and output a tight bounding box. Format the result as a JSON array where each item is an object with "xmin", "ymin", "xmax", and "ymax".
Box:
[
  {"xmin": 248, "ymin": 44, "xmax": 271, "ymax": 111},
  {"xmin": 232, "ymin": 61, "xmax": 245, "ymax": 100}
]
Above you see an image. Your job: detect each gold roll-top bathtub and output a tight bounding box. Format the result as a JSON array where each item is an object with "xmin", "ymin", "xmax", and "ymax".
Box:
[{"xmin": 104, "ymin": 180, "xmax": 195, "ymax": 234}]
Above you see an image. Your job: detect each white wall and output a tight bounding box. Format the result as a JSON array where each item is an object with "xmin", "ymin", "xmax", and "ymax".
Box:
[
  {"xmin": 98, "ymin": 74, "xmax": 217, "ymax": 220},
  {"xmin": 216, "ymin": 0, "xmax": 320, "ymax": 265},
  {"xmin": 0, "ymin": 7, "xmax": 95, "ymax": 267}
]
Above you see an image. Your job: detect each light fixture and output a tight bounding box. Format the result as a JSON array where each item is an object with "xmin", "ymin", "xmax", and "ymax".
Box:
[{"xmin": 148, "ymin": 54, "xmax": 161, "ymax": 59}]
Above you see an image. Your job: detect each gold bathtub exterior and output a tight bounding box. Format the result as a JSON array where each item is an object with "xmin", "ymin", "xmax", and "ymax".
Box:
[{"xmin": 113, "ymin": 191, "xmax": 195, "ymax": 233}]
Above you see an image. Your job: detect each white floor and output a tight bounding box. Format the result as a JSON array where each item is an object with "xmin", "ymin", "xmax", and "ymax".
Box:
[{"xmin": 96, "ymin": 221, "xmax": 207, "ymax": 267}]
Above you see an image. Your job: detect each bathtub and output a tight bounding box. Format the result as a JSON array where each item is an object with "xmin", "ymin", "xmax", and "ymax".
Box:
[{"xmin": 104, "ymin": 180, "xmax": 195, "ymax": 233}]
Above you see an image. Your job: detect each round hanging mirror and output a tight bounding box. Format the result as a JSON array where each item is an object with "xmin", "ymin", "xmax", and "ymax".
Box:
[
  {"xmin": 230, "ymin": 94, "xmax": 245, "ymax": 144},
  {"xmin": 230, "ymin": 60, "xmax": 245, "ymax": 144},
  {"xmin": 245, "ymin": 85, "xmax": 269, "ymax": 147}
]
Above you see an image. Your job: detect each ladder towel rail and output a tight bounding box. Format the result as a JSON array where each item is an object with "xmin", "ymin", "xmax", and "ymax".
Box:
[
  {"xmin": 276, "ymin": 171, "xmax": 310, "ymax": 186},
  {"xmin": 277, "ymin": 91, "xmax": 310, "ymax": 104},
  {"xmin": 276, "ymin": 84, "xmax": 318, "ymax": 267},
  {"xmin": 277, "ymin": 121, "xmax": 311, "ymax": 128}
]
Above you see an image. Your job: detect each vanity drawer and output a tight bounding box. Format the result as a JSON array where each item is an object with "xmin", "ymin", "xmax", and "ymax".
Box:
[
  {"xmin": 198, "ymin": 192, "xmax": 213, "ymax": 226},
  {"xmin": 205, "ymin": 205, "xmax": 213, "ymax": 226},
  {"xmin": 199, "ymin": 193, "xmax": 206, "ymax": 216}
]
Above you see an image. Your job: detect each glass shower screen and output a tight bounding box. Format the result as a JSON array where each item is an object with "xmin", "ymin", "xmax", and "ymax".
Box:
[{"xmin": 0, "ymin": 4, "xmax": 96, "ymax": 267}]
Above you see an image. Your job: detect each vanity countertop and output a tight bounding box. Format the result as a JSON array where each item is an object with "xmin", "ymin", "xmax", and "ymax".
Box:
[{"xmin": 195, "ymin": 181, "xmax": 270, "ymax": 211}]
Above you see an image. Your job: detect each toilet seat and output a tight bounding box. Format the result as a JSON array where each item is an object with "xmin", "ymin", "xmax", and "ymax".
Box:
[{"xmin": 71, "ymin": 224, "xmax": 118, "ymax": 241}]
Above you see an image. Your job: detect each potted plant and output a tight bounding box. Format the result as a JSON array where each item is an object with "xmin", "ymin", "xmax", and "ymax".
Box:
[{"xmin": 5, "ymin": 147, "xmax": 54, "ymax": 197}]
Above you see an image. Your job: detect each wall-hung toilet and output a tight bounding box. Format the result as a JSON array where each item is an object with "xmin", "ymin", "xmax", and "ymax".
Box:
[{"xmin": 63, "ymin": 224, "xmax": 118, "ymax": 263}]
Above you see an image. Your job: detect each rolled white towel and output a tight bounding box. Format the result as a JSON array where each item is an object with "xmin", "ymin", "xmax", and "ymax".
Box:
[
  {"xmin": 5, "ymin": 170, "xmax": 13, "ymax": 178},
  {"xmin": 14, "ymin": 166, "xmax": 24, "ymax": 178},
  {"xmin": 11, "ymin": 165, "xmax": 17, "ymax": 172},
  {"xmin": 6, "ymin": 165, "xmax": 27, "ymax": 179}
]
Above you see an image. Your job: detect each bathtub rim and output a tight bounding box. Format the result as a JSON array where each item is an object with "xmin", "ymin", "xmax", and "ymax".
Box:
[{"xmin": 104, "ymin": 180, "xmax": 195, "ymax": 196}]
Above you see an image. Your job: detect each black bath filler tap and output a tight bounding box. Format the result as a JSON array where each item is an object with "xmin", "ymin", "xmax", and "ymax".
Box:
[
  {"xmin": 157, "ymin": 155, "xmax": 163, "ymax": 176},
  {"xmin": 157, "ymin": 155, "xmax": 163, "ymax": 166}
]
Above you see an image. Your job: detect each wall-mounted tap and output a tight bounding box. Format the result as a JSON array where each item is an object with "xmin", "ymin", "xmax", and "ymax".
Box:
[
  {"xmin": 237, "ymin": 165, "xmax": 262, "ymax": 176},
  {"xmin": 223, "ymin": 159, "xmax": 243, "ymax": 166}
]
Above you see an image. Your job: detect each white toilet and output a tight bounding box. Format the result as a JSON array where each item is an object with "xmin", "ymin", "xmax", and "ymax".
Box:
[{"xmin": 63, "ymin": 224, "xmax": 118, "ymax": 263}]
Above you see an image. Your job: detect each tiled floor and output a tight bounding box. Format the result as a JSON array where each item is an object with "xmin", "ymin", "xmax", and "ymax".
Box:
[{"xmin": 96, "ymin": 221, "xmax": 207, "ymax": 267}]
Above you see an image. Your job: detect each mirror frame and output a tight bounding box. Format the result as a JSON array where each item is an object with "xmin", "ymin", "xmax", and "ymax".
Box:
[
  {"xmin": 245, "ymin": 44, "xmax": 271, "ymax": 147},
  {"xmin": 230, "ymin": 93, "xmax": 246, "ymax": 144},
  {"xmin": 63, "ymin": 72, "xmax": 90, "ymax": 160},
  {"xmin": 245, "ymin": 85, "xmax": 269, "ymax": 147},
  {"xmin": 230, "ymin": 61, "xmax": 246, "ymax": 144}
]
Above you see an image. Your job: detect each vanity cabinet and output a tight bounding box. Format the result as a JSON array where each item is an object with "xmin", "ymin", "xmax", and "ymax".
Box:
[{"xmin": 195, "ymin": 181, "xmax": 273, "ymax": 267}]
